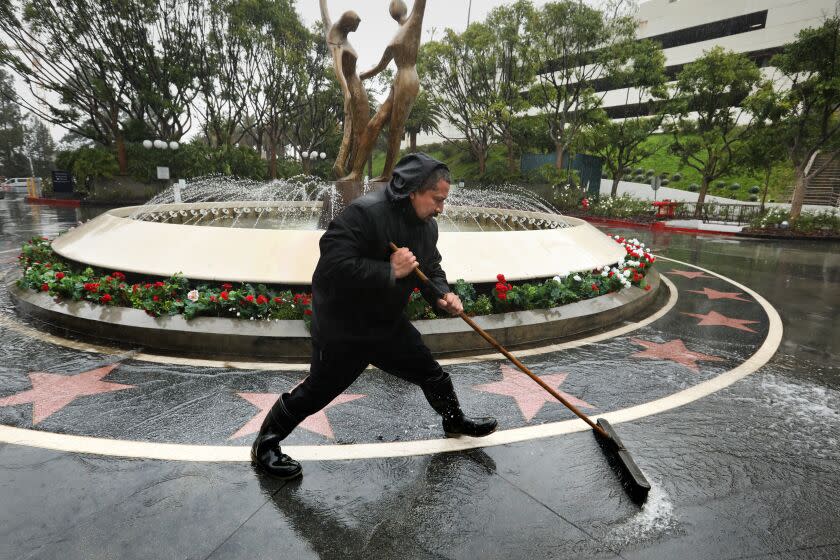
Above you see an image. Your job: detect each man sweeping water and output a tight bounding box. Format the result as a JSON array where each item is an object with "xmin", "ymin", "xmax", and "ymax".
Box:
[{"xmin": 251, "ymin": 153, "xmax": 498, "ymax": 479}]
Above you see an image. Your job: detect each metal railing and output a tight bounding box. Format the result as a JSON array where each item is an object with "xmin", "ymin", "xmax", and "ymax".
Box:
[{"xmin": 669, "ymin": 202, "xmax": 765, "ymax": 225}]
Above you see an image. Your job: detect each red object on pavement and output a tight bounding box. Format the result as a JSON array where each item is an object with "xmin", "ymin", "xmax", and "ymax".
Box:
[{"xmin": 652, "ymin": 199, "xmax": 679, "ymax": 218}]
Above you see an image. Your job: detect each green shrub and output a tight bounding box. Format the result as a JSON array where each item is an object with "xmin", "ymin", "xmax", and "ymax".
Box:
[
  {"xmin": 660, "ymin": 178, "xmax": 670, "ymax": 186},
  {"xmin": 729, "ymin": 183, "xmax": 741, "ymax": 191},
  {"xmin": 688, "ymin": 183, "xmax": 699, "ymax": 192},
  {"xmin": 715, "ymin": 181, "xmax": 726, "ymax": 189},
  {"xmin": 749, "ymin": 194, "xmax": 758, "ymax": 202},
  {"xmin": 634, "ymin": 167, "xmax": 644, "ymax": 175},
  {"xmin": 672, "ymin": 173, "xmax": 682, "ymax": 181},
  {"xmin": 749, "ymin": 185, "xmax": 760, "ymax": 194},
  {"xmin": 645, "ymin": 169, "xmax": 655, "ymax": 177}
]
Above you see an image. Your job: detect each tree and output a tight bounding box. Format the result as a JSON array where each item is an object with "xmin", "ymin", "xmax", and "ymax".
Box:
[
  {"xmin": 587, "ymin": 40, "xmax": 668, "ymax": 197},
  {"xmin": 284, "ymin": 27, "xmax": 344, "ymax": 176},
  {"xmin": 736, "ymin": 114, "xmax": 786, "ymax": 211},
  {"xmin": 419, "ymin": 24, "xmax": 501, "ymax": 177},
  {"xmin": 666, "ymin": 47, "xmax": 762, "ymax": 216},
  {"xmin": 485, "ymin": 0, "xmax": 536, "ymax": 173},
  {"xmin": 0, "ymin": 0, "xmax": 205, "ymax": 174},
  {"xmin": 757, "ymin": 17, "xmax": 840, "ymax": 220},
  {"xmin": 527, "ymin": 0, "xmax": 637, "ymax": 170},
  {"xmin": 23, "ymin": 115, "xmax": 55, "ymax": 177},
  {"xmin": 0, "ymin": 69, "xmax": 28, "ymax": 176},
  {"xmin": 404, "ymin": 90, "xmax": 440, "ymax": 153}
]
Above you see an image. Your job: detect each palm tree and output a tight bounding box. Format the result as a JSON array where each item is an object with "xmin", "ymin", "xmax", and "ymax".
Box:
[{"xmin": 404, "ymin": 90, "xmax": 441, "ymax": 152}]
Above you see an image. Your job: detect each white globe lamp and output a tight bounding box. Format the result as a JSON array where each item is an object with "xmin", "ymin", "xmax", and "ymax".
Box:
[
  {"xmin": 142, "ymin": 140, "xmax": 153, "ymax": 149},
  {"xmin": 319, "ymin": 152, "xmax": 327, "ymax": 160},
  {"xmin": 168, "ymin": 141, "xmax": 180, "ymax": 150}
]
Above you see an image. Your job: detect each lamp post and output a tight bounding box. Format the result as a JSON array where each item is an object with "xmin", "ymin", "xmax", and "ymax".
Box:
[{"xmin": 142, "ymin": 138, "xmax": 181, "ymax": 200}]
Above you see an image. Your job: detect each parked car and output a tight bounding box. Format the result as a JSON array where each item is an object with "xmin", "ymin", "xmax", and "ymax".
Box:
[{"xmin": 0, "ymin": 177, "xmax": 42, "ymax": 198}]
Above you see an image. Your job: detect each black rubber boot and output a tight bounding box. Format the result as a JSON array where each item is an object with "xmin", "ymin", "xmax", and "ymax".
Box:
[
  {"xmin": 250, "ymin": 395, "xmax": 302, "ymax": 480},
  {"xmin": 422, "ymin": 374, "xmax": 497, "ymax": 438}
]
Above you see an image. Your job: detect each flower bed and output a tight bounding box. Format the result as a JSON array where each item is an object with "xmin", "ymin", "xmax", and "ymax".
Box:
[
  {"xmin": 744, "ymin": 208, "xmax": 840, "ymax": 237},
  {"xmin": 15, "ymin": 235, "xmax": 656, "ymax": 323}
]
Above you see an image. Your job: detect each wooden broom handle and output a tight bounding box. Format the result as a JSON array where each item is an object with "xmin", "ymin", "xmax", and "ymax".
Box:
[{"xmin": 389, "ymin": 242, "xmax": 608, "ymax": 438}]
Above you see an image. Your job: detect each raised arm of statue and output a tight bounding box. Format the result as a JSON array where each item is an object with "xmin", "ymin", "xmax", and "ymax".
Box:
[
  {"xmin": 409, "ymin": 0, "xmax": 427, "ymax": 21},
  {"xmin": 360, "ymin": 47, "xmax": 394, "ymax": 80},
  {"xmin": 319, "ymin": 0, "xmax": 332, "ymax": 30}
]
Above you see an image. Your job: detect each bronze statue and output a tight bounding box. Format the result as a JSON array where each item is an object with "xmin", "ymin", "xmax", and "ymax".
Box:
[
  {"xmin": 335, "ymin": 0, "xmax": 427, "ymax": 183},
  {"xmin": 320, "ymin": 0, "xmax": 426, "ymax": 182},
  {"xmin": 319, "ymin": 0, "xmax": 370, "ymax": 177}
]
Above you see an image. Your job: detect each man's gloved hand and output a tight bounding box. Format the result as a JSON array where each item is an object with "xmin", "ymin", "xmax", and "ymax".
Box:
[
  {"xmin": 390, "ymin": 247, "xmax": 419, "ymax": 279},
  {"xmin": 437, "ymin": 292, "xmax": 463, "ymax": 316}
]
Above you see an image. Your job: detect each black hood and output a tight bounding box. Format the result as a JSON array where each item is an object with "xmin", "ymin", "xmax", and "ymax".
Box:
[{"xmin": 385, "ymin": 153, "xmax": 449, "ymax": 201}]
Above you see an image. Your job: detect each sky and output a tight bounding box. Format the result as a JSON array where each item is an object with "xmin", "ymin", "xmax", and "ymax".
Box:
[{"xmin": 297, "ymin": 0, "xmax": 554, "ymax": 72}]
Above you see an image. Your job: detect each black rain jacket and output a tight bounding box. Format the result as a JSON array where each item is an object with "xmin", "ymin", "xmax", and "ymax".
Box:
[{"xmin": 310, "ymin": 189, "xmax": 449, "ymax": 345}]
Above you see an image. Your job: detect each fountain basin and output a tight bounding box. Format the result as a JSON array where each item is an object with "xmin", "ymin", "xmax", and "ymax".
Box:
[{"xmin": 52, "ymin": 202, "xmax": 626, "ymax": 284}]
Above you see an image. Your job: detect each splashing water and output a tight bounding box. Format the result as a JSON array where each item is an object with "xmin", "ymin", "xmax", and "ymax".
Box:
[
  {"xmin": 127, "ymin": 175, "xmax": 567, "ymax": 232},
  {"xmin": 606, "ymin": 482, "xmax": 677, "ymax": 546}
]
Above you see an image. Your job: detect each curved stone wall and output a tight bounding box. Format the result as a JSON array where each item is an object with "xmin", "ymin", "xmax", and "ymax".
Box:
[{"xmin": 51, "ymin": 203, "xmax": 626, "ymax": 285}]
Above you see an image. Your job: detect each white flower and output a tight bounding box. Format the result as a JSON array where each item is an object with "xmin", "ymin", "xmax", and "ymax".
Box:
[
  {"xmin": 623, "ymin": 270, "xmax": 632, "ymax": 278},
  {"xmin": 553, "ymin": 275, "xmax": 563, "ymax": 283},
  {"xmin": 236, "ymin": 312, "xmax": 241, "ymax": 317},
  {"xmin": 573, "ymin": 274, "xmax": 582, "ymax": 282},
  {"xmin": 601, "ymin": 271, "xmax": 608, "ymax": 277},
  {"xmin": 187, "ymin": 289, "xmax": 199, "ymax": 302}
]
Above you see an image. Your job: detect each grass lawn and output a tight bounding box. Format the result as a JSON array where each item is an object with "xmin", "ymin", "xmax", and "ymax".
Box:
[{"xmin": 369, "ymin": 134, "xmax": 797, "ymax": 203}]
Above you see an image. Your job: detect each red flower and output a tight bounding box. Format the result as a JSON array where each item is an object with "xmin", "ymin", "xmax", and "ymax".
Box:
[
  {"xmin": 221, "ymin": 283, "xmax": 233, "ymax": 290},
  {"xmin": 41, "ymin": 283, "xmax": 49, "ymax": 291},
  {"xmin": 273, "ymin": 297, "xmax": 283, "ymax": 304},
  {"xmin": 304, "ymin": 309, "xmax": 312, "ymax": 316},
  {"xmin": 210, "ymin": 296, "xmax": 217, "ymax": 302},
  {"xmin": 45, "ymin": 263, "xmax": 51, "ymax": 268},
  {"xmin": 113, "ymin": 272, "xmax": 126, "ymax": 280},
  {"xmin": 100, "ymin": 294, "xmax": 112, "ymax": 303},
  {"xmin": 496, "ymin": 274, "xmax": 506, "ymax": 283},
  {"xmin": 644, "ymin": 285, "xmax": 652, "ymax": 291},
  {"xmin": 55, "ymin": 272, "xmax": 65, "ymax": 280},
  {"xmin": 132, "ymin": 284, "xmax": 139, "ymax": 293},
  {"xmin": 154, "ymin": 281, "xmax": 165, "ymax": 288},
  {"xmin": 144, "ymin": 283, "xmax": 152, "ymax": 289},
  {"xmin": 83, "ymin": 283, "xmax": 100, "ymax": 292},
  {"xmin": 591, "ymin": 283, "xmax": 598, "ymax": 291},
  {"xmin": 498, "ymin": 292, "xmax": 507, "ymax": 301},
  {"xmin": 220, "ymin": 291, "xmax": 229, "ymax": 300},
  {"xmin": 245, "ymin": 294, "xmax": 255, "ymax": 303},
  {"xmin": 153, "ymin": 295, "xmax": 159, "ymax": 301},
  {"xmin": 413, "ymin": 287, "xmax": 420, "ymax": 293}
]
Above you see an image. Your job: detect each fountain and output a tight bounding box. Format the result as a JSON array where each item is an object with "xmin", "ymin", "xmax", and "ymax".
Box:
[
  {"xmin": 8, "ymin": 175, "xmax": 662, "ymax": 360},
  {"xmin": 6, "ymin": 1, "xmax": 662, "ymax": 360}
]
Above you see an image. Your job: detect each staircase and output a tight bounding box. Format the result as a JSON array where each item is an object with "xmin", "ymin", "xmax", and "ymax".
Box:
[{"xmin": 804, "ymin": 153, "xmax": 840, "ymax": 207}]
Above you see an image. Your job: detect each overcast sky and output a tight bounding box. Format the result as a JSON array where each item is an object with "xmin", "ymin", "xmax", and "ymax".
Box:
[{"xmin": 298, "ymin": 0, "xmax": 555, "ymax": 72}]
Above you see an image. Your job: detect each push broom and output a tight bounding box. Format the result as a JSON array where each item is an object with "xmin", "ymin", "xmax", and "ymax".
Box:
[{"xmin": 390, "ymin": 242, "xmax": 651, "ymax": 503}]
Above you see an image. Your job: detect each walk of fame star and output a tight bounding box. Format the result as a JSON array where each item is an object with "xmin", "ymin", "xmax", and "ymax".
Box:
[
  {"xmin": 0, "ymin": 364, "xmax": 135, "ymax": 425},
  {"xmin": 687, "ymin": 287, "xmax": 750, "ymax": 301},
  {"xmin": 667, "ymin": 269, "xmax": 714, "ymax": 279},
  {"xmin": 629, "ymin": 338, "xmax": 724, "ymax": 372},
  {"xmin": 473, "ymin": 365, "xmax": 593, "ymax": 422},
  {"xmin": 231, "ymin": 392, "xmax": 365, "ymax": 440},
  {"xmin": 682, "ymin": 310, "xmax": 760, "ymax": 332}
]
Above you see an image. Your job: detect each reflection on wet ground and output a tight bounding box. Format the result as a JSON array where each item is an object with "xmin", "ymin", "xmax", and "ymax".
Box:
[{"xmin": 1, "ymin": 198, "xmax": 839, "ymax": 559}]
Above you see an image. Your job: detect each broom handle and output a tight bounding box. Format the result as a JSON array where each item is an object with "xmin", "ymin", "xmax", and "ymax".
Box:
[{"xmin": 389, "ymin": 242, "xmax": 609, "ymax": 439}]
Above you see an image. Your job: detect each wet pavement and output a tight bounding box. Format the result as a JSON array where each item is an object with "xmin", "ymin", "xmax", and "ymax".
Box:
[{"xmin": 1, "ymin": 197, "xmax": 839, "ymax": 559}]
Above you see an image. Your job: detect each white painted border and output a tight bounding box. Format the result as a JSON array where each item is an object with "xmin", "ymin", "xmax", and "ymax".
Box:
[{"xmin": 0, "ymin": 257, "xmax": 782, "ymax": 461}]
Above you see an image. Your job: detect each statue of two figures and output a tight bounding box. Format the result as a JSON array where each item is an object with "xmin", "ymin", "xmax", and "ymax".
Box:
[{"xmin": 319, "ymin": 0, "xmax": 426, "ymax": 183}]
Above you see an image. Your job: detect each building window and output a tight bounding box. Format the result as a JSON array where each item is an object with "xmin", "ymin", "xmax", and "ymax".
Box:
[{"xmin": 647, "ymin": 10, "xmax": 768, "ymax": 50}]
